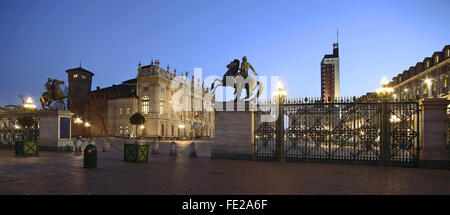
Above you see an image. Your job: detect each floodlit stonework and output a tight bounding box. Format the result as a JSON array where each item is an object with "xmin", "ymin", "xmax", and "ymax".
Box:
[
  {"xmin": 67, "ymin": 60, "xmax": 214, "ymax": 139},
  {"xmin": 389, "ymin": 45, "xmax": 450, "ymax": 101}
]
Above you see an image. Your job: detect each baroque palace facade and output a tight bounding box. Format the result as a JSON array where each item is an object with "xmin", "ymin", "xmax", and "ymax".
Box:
[
  {"xmin": 388, "ymin": 45, "xmax": 450, "ymax": 100},
  {"xmin": 67, "ymin": 60, "xmax": 214, "ymax": 139}
]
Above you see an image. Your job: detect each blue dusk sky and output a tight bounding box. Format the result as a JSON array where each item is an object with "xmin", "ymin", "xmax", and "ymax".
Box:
[{"xmin": 0, "ymin": 0, "xmax": 449, "ymax": 106}]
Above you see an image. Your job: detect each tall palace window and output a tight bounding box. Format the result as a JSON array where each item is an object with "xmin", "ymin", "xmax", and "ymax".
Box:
[
  {"xmin": 159, "ymin": 100, "xmax": 164, "ymax": 115},
  {"xmin": 142, "ymin": 96, "xmax": 150, "ymax": 114}
]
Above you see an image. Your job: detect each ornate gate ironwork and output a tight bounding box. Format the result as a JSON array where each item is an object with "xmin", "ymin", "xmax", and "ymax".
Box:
[
  {"xmin": 0, "ymin": 114, "xmax": 39, "ymax": 148},
  {"xmin": 254, "ymin": 98, "xmax": 420, "ymax": 167}
]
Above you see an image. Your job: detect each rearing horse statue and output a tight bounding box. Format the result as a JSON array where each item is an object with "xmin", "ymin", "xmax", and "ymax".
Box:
[
  {"xmin": 40, "ymin": 78, "xmax": 67, "ymax": 109},
  {"xmin": 210, "ymin": 58, "xmax": 263, "ymax": 101}
]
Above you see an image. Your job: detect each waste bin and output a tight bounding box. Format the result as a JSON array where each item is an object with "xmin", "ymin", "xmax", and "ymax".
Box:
[{"xmin": 83, "ymin": 144, "xmax": 97, "ymax": 168}]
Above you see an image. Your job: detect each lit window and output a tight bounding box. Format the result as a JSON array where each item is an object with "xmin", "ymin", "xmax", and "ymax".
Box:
[
  {"xmin": 159, "ymin": 100, "xmax": 164, "ymax": 115},
  {"xmin": 119, "ymin": 108, "xmax": 123, "ymax": 116},
  {"xmin": 142, "ymin": 96, "xmax": 150, "ymax": 114},
  {"xmin": 126, "ymin": 107, "xmax": 130, "ymax": 115},
  {"xmin": 81, "ymin": 74, "xmax": 86, "ymax": 79},
  {"xmin": 436, "ymin": 56, "xmax": 439, "ymax": 63},
  {"xmin": 73, "ymin": 73, "xmax": 78, "ymax": 78}
]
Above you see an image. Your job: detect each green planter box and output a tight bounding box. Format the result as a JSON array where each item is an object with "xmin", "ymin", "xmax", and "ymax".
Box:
[
  {"xmin": 124, "ymin": 144, "xmax": 148, "ymax": 163},
  {"xmin": 15, "ymin": 141, "xmax": 38, "ymax": 156}
]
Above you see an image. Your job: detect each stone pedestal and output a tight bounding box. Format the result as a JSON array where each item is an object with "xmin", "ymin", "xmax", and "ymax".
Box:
[
  {"xmin": 211, "ymin": 101, "xmax": 256, "ymax": 160},
  {"xmin": 419, "ymin": 98, "xmax": 450, "ymax": 169},
  {"xmin": 38, "ymin": 110, "xmax": 74, "ymax": 151}
]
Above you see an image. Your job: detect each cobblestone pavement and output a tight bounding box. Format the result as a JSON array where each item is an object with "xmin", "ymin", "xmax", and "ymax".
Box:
[{"xmin": 0, "ymin": 139, "xmax": 449, "ymax": 195}]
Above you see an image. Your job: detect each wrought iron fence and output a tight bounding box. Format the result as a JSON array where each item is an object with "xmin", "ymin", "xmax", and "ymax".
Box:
[
  {"xmin": 254, "ymin": 97, "xmax": 421, "ymax": 167},
  {"xmin": 0, "ymin": 115, "xmax": 39, "ymax": 147}
]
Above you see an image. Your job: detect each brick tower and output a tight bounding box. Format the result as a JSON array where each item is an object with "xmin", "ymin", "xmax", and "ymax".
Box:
[{"xmin": 66, "ymin": 66, "xmax": 94, "ymax": 136}]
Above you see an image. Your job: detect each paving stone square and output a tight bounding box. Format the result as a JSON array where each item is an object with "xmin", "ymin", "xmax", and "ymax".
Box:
[{"xmin": 0, "ymin": 139, "xmax": 449, "ymax": 195}]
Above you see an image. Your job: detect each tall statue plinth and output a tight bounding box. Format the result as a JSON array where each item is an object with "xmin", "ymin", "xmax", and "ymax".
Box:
[
  {"xmin": 211, "ymin": 101, "xmax": 256, "ymax": 160},
  {"xmin": 38, "ymin": 110, "xmax": 74, "ymax": 151}
]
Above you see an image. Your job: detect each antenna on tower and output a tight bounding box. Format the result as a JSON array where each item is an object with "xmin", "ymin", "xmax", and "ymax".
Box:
[
  {"xmin": 336, "ymin": 28, "xmax": 339, "ymax": 44},
  {"xmin": 79, "ymin": 61, "xmax": 82, "ymax": 68}
]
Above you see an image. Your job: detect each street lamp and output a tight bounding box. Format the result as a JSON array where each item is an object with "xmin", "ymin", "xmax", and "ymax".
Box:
[
  {"xmin": 375, "ymin": 77, "xmax": 394, "ymax": 101},
  {"xmin": 74, "ymin": 117, "xmax": 83, "ymax": 124},
  {"xmin": 424, "ymin": 78, "xmax": 433, "ymax": 97},
  {"xmin": 273, "ymin": 81, "xmax": 287, "ymax": 100},
  {"xmin": 23, "ymin": 97, "xmax": 36, "ymax": 110},
  {"xmin": 273, "ymin": 81, "xmax": 287, "ymax": 161},
  {"xmin": 84, "ymin": 122, "xmax": 91, "ymax": 128},
  {"xmin": 376, "ymin": 77, "xmax": 395, "ymax": 164}
]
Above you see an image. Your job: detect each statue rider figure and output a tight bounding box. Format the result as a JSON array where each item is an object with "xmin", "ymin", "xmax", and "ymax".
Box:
[
  {"xmin": 237, "ymin": 56, "xmax": 257, "ymax": 78},
  {"xmin": 235, "ymin": 56, "xmax": 258, "ymax": 98},
  {"xmin": 45, "ymin": 78, "xmax": 53, "ymax": 98}
]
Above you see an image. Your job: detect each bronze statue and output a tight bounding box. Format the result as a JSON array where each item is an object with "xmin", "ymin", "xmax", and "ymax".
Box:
[
  {"xmin": 237, "ymin": 56, "xmax": 258, "ymax": 78},
  {"xmin": 40, "ymin": 78, "xmax": 67, "ymax": 109},
  {"xmin": 210, "ymin": 56, "xmax": 263, "ymax": 101}
]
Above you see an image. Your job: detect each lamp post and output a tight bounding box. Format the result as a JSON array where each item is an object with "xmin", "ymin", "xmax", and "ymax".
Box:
[
  {"xmin": 375, "ymin": 77, "xmax": 394, "ymax": 166},
  {"xmin": 178, "ymin": 124, "xmax": 185, "ymax": 138},
  {"xmin": 424, "ymin": 78, "xmax": 432, "ymax": 98},
  {"xmin": 22, "ymin": 97, "xmax": 37, "ymax": 142},
  {"xmin": 140, "ymin": 124, "xmax": 145, "ymax": 137},
  {"xmin": 375, "ymin": 77, "xmax": 394, "ymax": 102},
  {"xmin": 84, "ymin": 121, "xmax": 91, "ymax": 137},
  {"xmin": 273, "ymin": 81, "xmax": 287, "ymax": 161},
  {"xmin": 23, "ymin": 97, "xmax": 36, "ymax": 110},
  {"xmin": 74, "ymin": 117, "xmax": 83, "ymax": 137}
]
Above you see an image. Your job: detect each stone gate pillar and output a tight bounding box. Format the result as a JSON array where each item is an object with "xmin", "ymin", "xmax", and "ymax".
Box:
[{"xmin": 419, "ymin": 98, "xmax": 450, "ymax": 169}]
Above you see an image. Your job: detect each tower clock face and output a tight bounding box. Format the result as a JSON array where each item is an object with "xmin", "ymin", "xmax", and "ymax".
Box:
[{"xmin": 82, "ymin": 74, "xmax": 86, "ymax": 79}]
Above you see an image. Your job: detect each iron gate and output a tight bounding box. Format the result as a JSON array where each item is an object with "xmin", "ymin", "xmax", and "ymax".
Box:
[
  {"xmin": 254, "ymin": 98, "xmax": 421, "ymax": 167},
  {"xmin": 0, "ymin": 115, "xmax": 39, "ymax": 147}
]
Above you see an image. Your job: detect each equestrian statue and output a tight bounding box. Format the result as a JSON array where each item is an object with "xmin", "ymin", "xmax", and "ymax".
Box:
[
  {"xmin": 210, "ymin": 56, "xmax": 263, "ymax": 101},
  {"xmin": 40, "ymin": 78, "xmax": 67, "ymax": 109}
]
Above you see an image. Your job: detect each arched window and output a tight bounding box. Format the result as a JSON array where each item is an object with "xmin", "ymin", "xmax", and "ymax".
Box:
[{"xmin": 142, "ymin": 96, "xmax": 150, "ymax": 114}]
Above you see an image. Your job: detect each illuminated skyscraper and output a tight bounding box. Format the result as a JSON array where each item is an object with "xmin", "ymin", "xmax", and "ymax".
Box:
[{"xmin": 321, "ymin": 42, "xmax": 340, "ymax": 101}]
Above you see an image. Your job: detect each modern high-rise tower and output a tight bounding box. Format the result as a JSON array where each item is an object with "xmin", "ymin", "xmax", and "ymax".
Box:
[{"xmin": 321, "ymin": 42, "xmax": 340, "ymax": 101}]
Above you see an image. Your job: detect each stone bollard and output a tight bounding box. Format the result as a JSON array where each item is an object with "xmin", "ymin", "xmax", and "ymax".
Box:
[
  {"xmin": 189, "ymin": 142, "xmax": 197, "ymax": 157},
  {"xmin": 151, "ymin": 142, "xmax": 159, "ymax": 154},
  {"xmin": 169, "ymin": 142, "xmax": 177, "ymax": 156},
  {"xmin": 75, "ymin": 139, "xmax": 82, "ymax": 152},
  {"xmin": 103, "ymin": 139, "xmax": 110, "ymax": 152}
]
